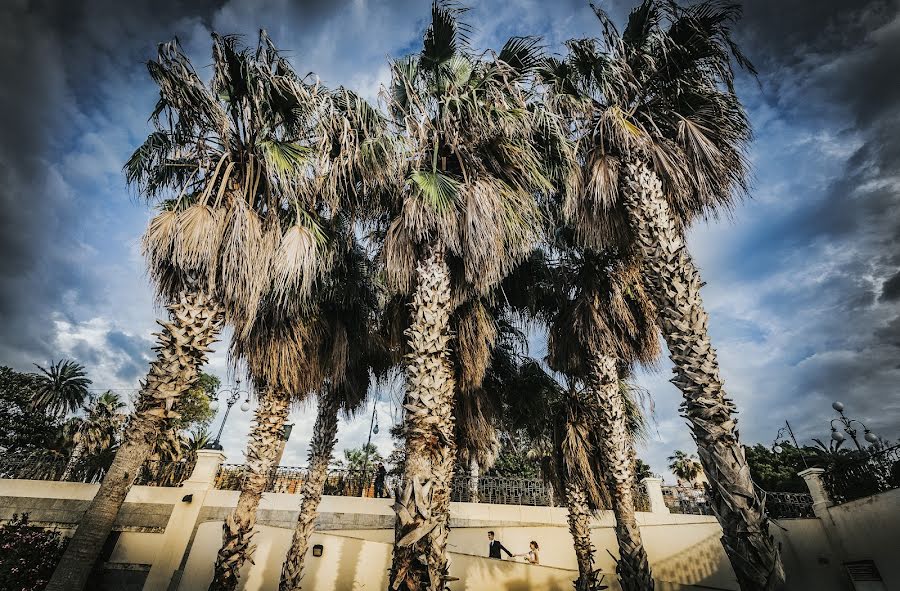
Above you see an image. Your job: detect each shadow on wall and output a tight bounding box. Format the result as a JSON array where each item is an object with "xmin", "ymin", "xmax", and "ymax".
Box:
[
  {"xmin": 650, "ymin": 530, "xmax": 734, "ymax": 588},
  {"xmin": 176, "ymin": 522, "xmax": 583, "ymax": 591}
]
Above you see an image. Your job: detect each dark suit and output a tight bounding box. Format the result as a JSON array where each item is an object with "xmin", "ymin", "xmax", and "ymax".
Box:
[{"xmin": 488, "ymin": 539, "xmax": 512, "ymax": 559}]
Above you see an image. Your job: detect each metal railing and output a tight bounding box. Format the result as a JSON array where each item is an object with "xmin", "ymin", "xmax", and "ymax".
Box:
[
  {"xmin": 213, "ymin": 466, "xmax": 658, "ymax": 511},
  {"xmin": 661, "ymin": 485, "xmax": 713, "ymax": 515},
  {"xmin": 450, "ymin": 475, "xmax": 553, "ymax": 506},
  {"xmin": 0, "ymin": 454, "xmax": 69, "ymax": 482},
  {"xmin": 0, "ymin": 453, "xmax": 193, "ymax": 487},
  {"xmin": 823, "ymin": 444, "xmax": 900, "ymax": 504},
  {"xmin": 134, "ymin": 460, "xmax": 194, "ymax": 487},
  {"xmin": 764, "ymin": 491, "xmax": 815, "ymax": 519},
  {"xmin": 214, "ymin": 465, "xmax": 389, "ymax": 497}
]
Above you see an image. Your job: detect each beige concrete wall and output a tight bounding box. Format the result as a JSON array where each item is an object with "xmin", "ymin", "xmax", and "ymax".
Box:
[
  {"xmin": 330, "ymin": 520, "xmax": 737, "ymax": 590},
  {"xmin": 178, "ymin": 524, "xmax": 731, "ymax": 591},
  {"xmin": 825, "ymin": 487, "xmax": 900, "ymax": 588},
  {"xmin": 772, "ymin": 518, "xmax": 848, "ymax": 591},
  {"xmin": 6, "ymin": 474, "xmax": 898, "ymax": 590}
]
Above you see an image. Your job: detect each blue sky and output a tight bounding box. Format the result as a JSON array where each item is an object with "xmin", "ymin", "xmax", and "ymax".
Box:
[{"xmin": 2, "ymin": 0, "xmax": 899, "ymax": 480}]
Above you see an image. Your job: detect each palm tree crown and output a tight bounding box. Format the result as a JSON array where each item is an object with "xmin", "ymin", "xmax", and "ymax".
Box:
[
  {"xmin": 128, "ymin": 32, "xmax": 383, "ymax": 332},
  {"xmin": 542, "ymin": 0, "xmax": 754, "ymax": 248},
  {"xmin": 31, "ymin": 360, "xmax": 92, "ymax": 418},
  {"xmin": 376, "ymin": 2, "xmax": 552, "ymax": 309}
]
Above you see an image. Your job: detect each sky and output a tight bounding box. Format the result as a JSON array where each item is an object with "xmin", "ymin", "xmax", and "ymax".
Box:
[{"xmin": 1, "ymin": 0, "xmax": 899, "ymax": 481}]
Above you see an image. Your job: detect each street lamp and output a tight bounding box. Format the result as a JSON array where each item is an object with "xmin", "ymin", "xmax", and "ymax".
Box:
[
  {"xmin": 359, "ymin": 399, "xmax": 380, "ymax": 497},
  {"xmin": 771, "ymin": 420, "xmax": 809, "ymax": 468},
  {"xmin": 204, "ymin": 380, "xmax": 251, "ymax": 450},
  {"xmin": 829, "ymin": 401, "xmax": 878, "ymax": 451}
]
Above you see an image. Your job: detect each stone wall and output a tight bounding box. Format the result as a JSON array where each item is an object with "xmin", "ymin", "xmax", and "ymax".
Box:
[{"xmin": 3, "ymin": 452, "xmax": 897, "ymax": 590}]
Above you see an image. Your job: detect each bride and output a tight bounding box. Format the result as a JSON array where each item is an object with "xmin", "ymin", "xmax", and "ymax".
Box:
[{"xmin": 516, "ymin": 541, "xmax": 540, "ymax": 565}]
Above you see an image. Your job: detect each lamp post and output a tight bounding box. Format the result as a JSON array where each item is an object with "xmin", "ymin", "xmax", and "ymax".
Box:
[
  {"xmin": 359, "ymin": 400, "xmax": 380, "ymax": 497},
  {"xmin": 829, "ymin": 401, "xmax": 878, "ymax": 452},
  {"xmin": 771, "ymin": 420, "xmax": 809, "ymax": 469},
  {"xmin": 204, "ymin": 380, "xmax": 251, "ymax": 451}
]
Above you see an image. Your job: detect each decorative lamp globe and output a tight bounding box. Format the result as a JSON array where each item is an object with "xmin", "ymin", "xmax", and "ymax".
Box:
[
  {"xmin": 373, "ymin": 423, "xmax": 379, "ymax": 435},
  {"xmin": 240, "ymin": 400, "xmax": 251, "ymax": 412},
  {"xmin": 832, "ymin": 401, "xmax": 844, "ymax": 412},
  {"xmin": 831, "ymin": 429, "xmax": 845, "ymax": 442},
  {"xmin": 209, "ymin": 400, "xmax": 220, "ymax": 412},
  {"xmin": 773, "ymin": 445, "xmax": 783, "ymax": 454},
  {"xmin": 864, "ymin": 431, "xmax": 878, "ymax": 444}
]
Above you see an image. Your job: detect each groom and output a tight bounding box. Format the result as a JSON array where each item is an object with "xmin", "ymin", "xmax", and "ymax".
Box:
[{"xmin": 487, "ymin": 531, "xmax": 513, "ymax": 559}]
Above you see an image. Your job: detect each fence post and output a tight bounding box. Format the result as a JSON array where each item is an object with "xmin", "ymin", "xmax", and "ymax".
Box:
[
  {"xmin": 143, "ymin": 449, "xmax": 226, "ymax": 591},
  {"xmin": 797, "ymin": 467, "xmax": 832, "ymax": 519},
  {"xmin": 641, "ymin": 477, "xmax": 670, "ymax": 514}
]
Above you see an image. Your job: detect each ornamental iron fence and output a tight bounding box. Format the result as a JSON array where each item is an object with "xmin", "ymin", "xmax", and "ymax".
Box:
[
  {"xmin": 823, "ymin": 444, "xmax": 900, "ymax": 504},
  {"xmin": 212, "ymin": 466, "xmax": 660, "ymax": 511},
  {"xmin": 763, "ymin": 491, "xmax": 815, "ymax": 519},
  {"xmin": 0, "ymin": 453, "xmax": 194, "ymax": 487},
  {"xmin": 661, "ymin": 485, "xmax": 713, "ymax": 515},
  {"xmin": 214, "ymin": 465, "xmax": 390, "ymax": 498},
  {"xmin": 450, "ymin": 475, "xmax": 553, "ymax": 506}
]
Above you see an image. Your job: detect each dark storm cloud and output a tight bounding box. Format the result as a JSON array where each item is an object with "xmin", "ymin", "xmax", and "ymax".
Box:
[
  {"xmin": 880, "ymin": 271, "xmax": 900, "ymax": 301},
  {"xmin": 711, "ymin": 0, "xmax": 900, "ymax": 443},
  {"xmin": 2, "ymin": 0, "xmax": 899, "ymax": 466},
  {"xmin": 0, "ymin": 0, "xmax": 224, "ymax": 368},
  {"xmin": 105, "ymin": 330, "xmax": 152, "ymax": 365}
]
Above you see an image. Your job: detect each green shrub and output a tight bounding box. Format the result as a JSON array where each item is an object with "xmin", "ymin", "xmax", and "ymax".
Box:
[{"xmin": 0, "ymin": 514, "xmax": 68, "ymax": 591}]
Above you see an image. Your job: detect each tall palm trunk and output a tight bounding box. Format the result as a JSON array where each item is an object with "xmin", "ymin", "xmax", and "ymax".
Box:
[
  {"xmin": 46, "ymin": 291, "xmax": 224, "ymax": 591},
  {"xmin": 61, "ymin": 435, "xmax": 87, "ymax": 482},
  {"xmin": 468, "ymin": 458, "xmax": 480, "ymax": 503},
  {"xmin": 587, "ymin": 354, "xmax": 653, "ymax": 591},
  {"xmin": 279, "ymin": 390, "xmax": 340, "ymax": 591},
  {"xmin": 621, "ymin": 159, "xmax": 783, "ymax": 590},
  {"xmin": 210, "ymin": 392, "xmax": 290, "ymax": 591},
  {"xmin": 389, "ymin": 245, "xmax": 457, "ymax": 591},
  {"xmin": 564, "ymin": 482, "xmax": 597, "ymax": 591}
]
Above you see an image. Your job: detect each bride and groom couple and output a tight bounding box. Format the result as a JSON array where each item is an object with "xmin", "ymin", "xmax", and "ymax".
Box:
[{"xmin": 487, "ymin": 531, "xmax": 540, "ymax": 565}]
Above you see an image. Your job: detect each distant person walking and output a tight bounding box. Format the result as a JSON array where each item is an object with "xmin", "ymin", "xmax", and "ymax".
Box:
[
  {"xmin": 374, "ymin": 462, "xmax": 387, "ymax": 498},
  {"xmin": 487, "ymin": 531, "xmax": 513, "ymax": 559}
]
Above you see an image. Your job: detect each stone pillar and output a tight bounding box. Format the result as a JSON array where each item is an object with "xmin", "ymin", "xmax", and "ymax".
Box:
[
  {"xmin": 641, "ymin": 477, "xmax": 670, "ymax": 514},
  {"xmin": 798, "ymin": 467, "xmax": 832, "ymax": 518},
  {"xmin": 143, "ymin": 450, "xmax": 225, "ymax": 591}
]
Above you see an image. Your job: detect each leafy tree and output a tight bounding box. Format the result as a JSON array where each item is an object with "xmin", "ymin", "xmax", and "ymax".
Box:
[
  {"xmin": 490, "ymin": 443, "xmax": 542, "ymax": 478},
  {"xmin": 0, "ymin": 367, "xmax": 58, "ymax": 454},
  {"xmin": 744, "ymin": 444, "xmax": 808, "ymax": 493},
  {"xmin": 0, "ymin": 514, "xmax": 68, "ymax": 591},
  {"xmin": 30, "ymin": 360, "xmax": 91, "ymax": 419},
  {"xmin": 340, "ymin": 444, "xmax": 383, "ymax": 473},
  {"xmin": 634, "ymin": 459, "xmax": 654, "ymax": 481},
  {"xmin": 668, "ymin": 450, "xmax": 702, "ymax": 485},
  {"xmin": 171, "ymin": 372, "xmax": 219, "ymax": 431}
]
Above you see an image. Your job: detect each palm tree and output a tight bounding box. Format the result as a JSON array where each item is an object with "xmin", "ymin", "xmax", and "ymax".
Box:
[
  {"xmin": 543, "ymin": 2, "xmax": 783, "ymax": 587},
  {"xmin": 61, "ymin": 391, "xmax": 126, "ymax": 482},
  {"xmin": 47, "ymin": 295, "xmax": 223, "ymax": 591},
  {"xmin": 487, "ymin": 345, "xmax": 651, "ymax": 591},
  {"xmin": 211, "ymin": 233, "xmax": 387, "ymax": 591},
  {"xmin": 278, "ymin": 244, "xmax": 388, "ymax": 590},
  {"xmin": 668, "ymin": 450, "xmax": 702, "ymax": 485},
  {"xmin": 517, "ymin": 239, "xmax": 658, "ymax": 591},
  {"xmin": 31, "ymin": 360, "xmax": 91, "ymax": 419},
  {"xmin": 374, "ymin": 5, "xmax": 552, "ymax": 587},
  {"xmin": 47, "ymin": 29, "xmax": 335, "ymax": 590},
  {"xmin": 203, "ymin": 55, "xmax": 393, "ymax": 589}
]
